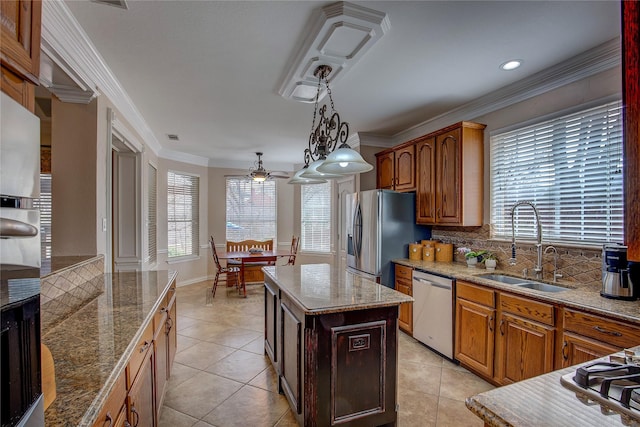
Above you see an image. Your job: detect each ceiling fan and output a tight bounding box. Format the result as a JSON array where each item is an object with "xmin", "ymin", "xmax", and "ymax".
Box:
[{"xmin": 226, "ymin": 152, "xmax": 290, "ymax": 182}]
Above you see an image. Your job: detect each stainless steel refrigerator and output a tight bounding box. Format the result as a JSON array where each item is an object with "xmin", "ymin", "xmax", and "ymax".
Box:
[{"xmin": 346, "ymin": 190, "xmax": 430, "ymax": 288}]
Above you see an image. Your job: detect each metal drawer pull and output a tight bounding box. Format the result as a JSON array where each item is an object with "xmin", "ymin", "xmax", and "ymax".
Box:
[
  {"xmin": 139, "ymin": 340, "xmax": 151, "ymax": 353},
  {"xmin": 131, "ymin": 407, "xmax": 140, "ymax": 427},
  {"xmin": 593, "ymin": 326, "xmax": 623, "ymax": 336},
  {"xmin": 562, "ymin": 341, "xmax": 568, "ymax": 361},
  {"xmin": 488, "ymin": 315, "xmax": 494, "ymax": 332},
  {"xmin": 499, "ymin": 319, "xmax": 505, "ymax": 336},
  {"xmin": 102, "ymin": 412, "xmax": 113, "ymax": 427}
]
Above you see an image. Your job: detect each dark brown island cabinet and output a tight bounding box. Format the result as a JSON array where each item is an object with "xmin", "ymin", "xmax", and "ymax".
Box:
[{"xmin": 263, "ymin": 264, "xmax": 412, "ymax": 427}]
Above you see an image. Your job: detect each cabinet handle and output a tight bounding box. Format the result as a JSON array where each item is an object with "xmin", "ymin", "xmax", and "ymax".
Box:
[
  {"xmin": 159, "ymin": 306, "xmax": 167, "ymax": 314},
  {"xmin": 165, "ymin": 316, "xmax": 174, "ymax": 334},
  {"xmin": 488, "ymin": 315, "xmax": 494, "ymax": 332},
  {"xmin": 499, "ymin": 319, "xmax": 505, "ymax": 336},
  {"xmin": 139, "ymin": 340, "xmax": 151, "ymax": 353},
  {"xmin": 102, "ymin": 412, "xmax": 113, "ymax": 427},
  {"xmin": 124, "ymin": 421, "xmax": 132, "ymax": 427},
  {"xmin": 562, "ymin": 341, "xmax": 569, "ymax": 361},
  {"xmin": 131, "ymin": 407, "xmax": 140, "ymax": 427},
  {"xmin": 594, "ymin": 326, "xmax": 623, "ymax": 337}
]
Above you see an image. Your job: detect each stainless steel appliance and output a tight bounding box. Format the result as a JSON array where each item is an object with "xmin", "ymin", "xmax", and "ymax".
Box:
[
  {"xmin": 561, "ymin": 359, "xmax": 640, "ymax": 425},
  {"xmin": 1, "ymin": 92, "xmax": 43, "ymax": 427},
  {"xmin": 412, "ymin": 270, "xmax": 454, "ymax": 359},
  {"xmin": 346, "ymin": 190, "xmax": 430, "ymax": 288},
  {"xmin": 602, "ymin": 244, "xmax": 637, "ymax": 300}
]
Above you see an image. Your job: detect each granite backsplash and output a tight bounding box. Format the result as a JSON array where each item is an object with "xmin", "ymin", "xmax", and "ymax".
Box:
[{"xmin": 430, "ymin": 224, "xmax": 602, "ymax": 291}]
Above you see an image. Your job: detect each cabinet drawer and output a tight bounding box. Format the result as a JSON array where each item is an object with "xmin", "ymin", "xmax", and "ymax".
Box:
[
  {"xmin": 93, "ymin": 370, "xmax": 126, "ymax": 427},
  {"xmin": 395, "ymin": 264, "xmax": 413, "ymax": 281},
  {"xmin": 563, "ymin": 309, "xmax": 640, "ymax": 349},
  {"xmin": 457, "ymin": 281, "xmax": 495, "ymax": 308},
  {"xmin": 500, "ymin": 293, "xmax": 555, "ymax": 326},
  {"xmin": 154, "ymin": 294, "xmax": 169, "ymax": 333},
  {"xmin": 127, "ymin": 321, "xmax": 154, "ymax": 388}
]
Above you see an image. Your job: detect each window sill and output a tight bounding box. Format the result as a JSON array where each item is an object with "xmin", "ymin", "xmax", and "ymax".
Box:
[{"xmin": 167, "ymin": 255, "xmax": 200, "ymax": 265}]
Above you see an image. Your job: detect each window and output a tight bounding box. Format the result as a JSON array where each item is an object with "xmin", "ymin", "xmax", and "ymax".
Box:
[
  {"xmin": 226, "ymin": 178, "xmax": 276, "ymax": 241},
  {"xmin": 35, "ymin": 174, "xmax": 52, "ymax": 261},
  {"xmin": 148, "ymin": 164, "xmax": 157, "ymax": 264},
  {"xmin": 301, "ymin": 182, "xmax": 331, "ymax": 253},
  {"xmin": 491, "ymin": 101, "xmax": 623, "ymax": 245},
  {"xmin": 167, "ymin": 171, "xmax": 199, "ymax": 258}
]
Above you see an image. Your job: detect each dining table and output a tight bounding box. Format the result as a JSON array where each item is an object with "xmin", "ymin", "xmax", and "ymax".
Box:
[{"xmin": 217, "ymin": 249, "xmax": 293, "ymax": 297}]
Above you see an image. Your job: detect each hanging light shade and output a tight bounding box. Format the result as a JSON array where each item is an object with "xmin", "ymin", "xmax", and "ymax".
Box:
[
  {"xmin": 316, "ymin": 143, "xmax": 373, "ymax": 174},
  {"xmin": 288, "ymin": 64, "xmax": 373, "ymax": 184},
  {"xmin": 288, "ymin": 165, "xmax": 327, "ymax": 185}
]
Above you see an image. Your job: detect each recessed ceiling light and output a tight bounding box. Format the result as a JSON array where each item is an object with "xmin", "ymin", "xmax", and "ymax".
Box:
[{"xmin": 500, "ymin": 60, "xmax": 523, "ymax": 71}]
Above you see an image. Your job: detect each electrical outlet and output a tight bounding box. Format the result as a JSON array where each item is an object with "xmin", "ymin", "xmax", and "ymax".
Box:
[{"xmin": 102, "ymin": 218, "xmax": 107, "ymax": 232}]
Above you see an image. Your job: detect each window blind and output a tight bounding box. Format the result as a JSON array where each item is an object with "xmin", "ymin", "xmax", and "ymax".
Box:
[
  {"xmin": 301, "ymin": 182, "xmax": 331, "ymax": 253},
  {"xmin": 168, "ymin": 171, "xmax": 199, "ymax": 258},
  {"xmin": 491, "ymin": 101, "xmax": 623, "ymax": 245},
  {"xmin": 35, "ymin": 174, "xmax": 52, "ymax": 261},
  {"xmin": 226, "ymin": 178, "xmax": 276, "ymax": 241},
  {"xmin": 148, "ymin": 164, "xmax": 157, "ymax": 264}
]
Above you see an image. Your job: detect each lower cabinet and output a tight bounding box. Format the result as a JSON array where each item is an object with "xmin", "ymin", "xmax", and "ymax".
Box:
[
  {"xmin": 394, "ymin": 264, "xmax": 413, "ymax": 335},
  {"xmin": 561, "ymin": 332, "xmax": 619, "ymax": 366},
  {"xmin": 280, "ymin": 299, "xmax": 302, "ymax": 415},
  {"xmin": 128, "ymin": 348, "xmax": 155, "ymax": 427},
  {"xmin": 264, "ymin": 281, "xmax": 278, "ymax": 365}
]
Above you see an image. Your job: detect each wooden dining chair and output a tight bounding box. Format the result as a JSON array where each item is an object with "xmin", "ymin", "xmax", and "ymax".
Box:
[
  {"xmin": 287, "ymin": 235, "xmax": 300, "ymax": 265},
  {"xmin": 209, "ymin": 236, "xmax": 240, "ymax": 298}
]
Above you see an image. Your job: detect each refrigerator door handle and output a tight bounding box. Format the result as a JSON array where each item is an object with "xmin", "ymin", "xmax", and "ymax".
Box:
[{"xmin": 354, "ymin": 201, "xmax": 363, "ymax": 260}]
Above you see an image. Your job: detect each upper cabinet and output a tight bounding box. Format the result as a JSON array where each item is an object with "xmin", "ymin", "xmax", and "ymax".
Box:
[
  {"xmin": 375, "ymin": 143, "xmax": 416, "ymax": 192},
  {"xmin": 1, "ymin": 0, "xmax": 41, "ymax": 111},
  {"xmin": 416, "ymin": 122, "xmax": 485, "ymax": 226}
]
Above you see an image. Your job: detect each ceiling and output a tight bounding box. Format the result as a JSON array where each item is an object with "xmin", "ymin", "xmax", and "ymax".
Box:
[{"xmin": 60, "ymin": 0, "xmax": 621, "ymax": 172}]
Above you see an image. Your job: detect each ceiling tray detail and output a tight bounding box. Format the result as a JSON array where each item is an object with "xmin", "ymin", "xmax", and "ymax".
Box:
[{"xmin": 278, "ymin": 1, "xmax": 390, "ymax": 103}]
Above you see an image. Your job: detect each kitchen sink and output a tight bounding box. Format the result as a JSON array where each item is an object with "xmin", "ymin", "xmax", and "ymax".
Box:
[
  {"xmin": 476, "ymin": 274, "xmax": 526, "ymax": 285},
  {"xmin": 514, "ymin": 282, "xmax": 568, "ymax": 292},
  {"xmin": 476, "ymin": 273, "xmax": 568, "ymax": 292}
]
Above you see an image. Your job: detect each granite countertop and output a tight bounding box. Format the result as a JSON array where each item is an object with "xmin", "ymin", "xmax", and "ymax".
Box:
[
  {"xmin": 262, "ymin": 263, "xmax": 413, "ymax": 315},
  {"xmin": 393, "ymin": 259, "xmax": 640, "ymax": 323},
  {"xmin": 42, "ymin": 270, "xmax": 177, "ymax": 426}
]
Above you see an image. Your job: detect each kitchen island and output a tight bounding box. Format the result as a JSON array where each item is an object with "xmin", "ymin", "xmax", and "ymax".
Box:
[{"xmin": 262, "ymin": 264, "xmax": 412, "ymax": 427}]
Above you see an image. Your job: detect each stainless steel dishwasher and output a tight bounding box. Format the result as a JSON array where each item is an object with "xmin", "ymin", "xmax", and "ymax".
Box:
[{"xmin": 412, "ymin": 270, "xmax": 454, "ymax": 359}]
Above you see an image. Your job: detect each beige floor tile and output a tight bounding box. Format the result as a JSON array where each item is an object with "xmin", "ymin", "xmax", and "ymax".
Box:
[
  {"xmin": 178, "ymin": 320, "xmax": 230, "ymax": 342},
  {"xmin": 167, "ymin": 362, "xmax": 200, "ymax": 388},
  {"xmin": 177, "ymin": 334, "xmax": 201, "ymax": 353},
  {"xmin": 274, "ymin": 409, "xmax": 298, "ymax": 426},
  {"xmin": 158, "ymin": 406, "xmax": 198, "ymax": 427},
  {"xmin": 163, "ymin": 372, "xmax": 243, "ymax": 419},
  {"xmin": 241, "ymin": 335, "xmax": 266, "ymax": 355},
  {"xmin": 248, "ymin": 365, "xmax": 280, "ymax": 393},
  {"xmin": 205, "ymin": 349, "xmax": 270, "ymax": 383},
  {"xmin": 205, "ymin": 327, "xmax": 262, "ymax": 349},
  {"xmin": 192, "ymin": 421, "xmax": 216, "ymax": 427},
  {"xmin": 398, "ymin": 360, "xmax": 443, "ymax": 396},
  {"xmin": 436, "ymin": 396, "xmax": 484, "ymax": 427},
  {"xmin": 398, "ymin": 387, "xmax": 438, "ymax": 427},
  {"xmin": 202, "ymin": 384, "xmax": 290, "ymax": 427},
  {"xmin": 439, "ymin": 367, "xmax": 494, "ymax": 402},
  {"xmin": 173, "ymin": 340, "xmax": 236, "ymax": 370},
  {"xmin": 176, "ymin": 315, "xmax": 200, "ymax": 332}
]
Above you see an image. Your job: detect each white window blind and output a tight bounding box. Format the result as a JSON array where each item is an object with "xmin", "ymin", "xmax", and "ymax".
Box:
[
  {"xmin": 491, "ymin": 101, "xmax": 624, "ymax": 245},
  {"xmin": 168, "ymin": 171, "xmax": 199, "ymax": 258},
  {"xmin": 226, "ymin": 178, "xmax": 276, "ymax": 241},
  {"xmin": 148, "ymin": 164, "xmax": 157, "ymax": 264},
  {"xmin": 35, "ymin": 174, "xmax": 52, "ymax": 261},
  {"xmin": 301, "ymin": 182, "xmax": 331, "ymax": 253}
]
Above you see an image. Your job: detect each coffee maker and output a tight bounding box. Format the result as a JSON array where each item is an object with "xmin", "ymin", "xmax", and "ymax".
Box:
[{"xmin": 601, "ymin": 244, "xmax": 637, "ymax": 300}]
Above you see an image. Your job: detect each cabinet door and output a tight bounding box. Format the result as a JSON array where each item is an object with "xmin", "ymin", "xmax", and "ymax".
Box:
[
  {"xmin": 495, "ymin": 312, "xmax": 555, "ymax": 385},
  {"xmin": 416, "ymin": 137, "xmax": 436, "ymax": 224},
  {"xmin": 560, "ymin": 332, "xmax": 619, "ymax": 368},
  {"xmin": 436, "ymin": 128, "xmax": 462, "ymax": 224},
  {"xmin": 0, "ymin": 0, "xmax": 41, "ymax": 84},
  {"xmin": 265, "ymin": 282, "xmax": 278, "ymax": 365},
  {"xmin": 455, "ymin": 298, "xmax": 495, "ymax": 378},
  {"xmin": 395, "ymin": 279, "xmax": 413, "ymax": 335},
  {"xmin": 376, "ymin": 152, "xmax": 395, "ymax": 189},
  {"xmin": 128, "ymin": 348, "xmax": 155, "ymax": 427},
  {"xmin": 153, "ymin": 310, "xmax": 168, "ymax": 417},
  {"xmin": 167, "ymin": 297, "xmax": 177, "ymax": 376},
  {"xmin": 280, "ymin": 302, "xmax": 302, "ymax": 414},
  {"xmin": 394, "ymin": 145, "xmax": 415, "ymax": 191}
]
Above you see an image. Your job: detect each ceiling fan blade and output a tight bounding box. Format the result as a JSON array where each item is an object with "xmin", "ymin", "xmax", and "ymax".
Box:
[{"xmin": 270, "ymin": 171, "xmax": 290, "ymax": 179}]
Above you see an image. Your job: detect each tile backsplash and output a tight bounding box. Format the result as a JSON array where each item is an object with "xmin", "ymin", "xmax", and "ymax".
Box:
[{"xmin": 431, "ymin": 224, "xmax": 602, "ymax": 291}]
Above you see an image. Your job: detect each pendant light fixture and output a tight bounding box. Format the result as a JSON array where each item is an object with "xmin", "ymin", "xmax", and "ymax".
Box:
[{"xmin": 289, "ymin": 65, "xmax": 373, "ymax": 184}]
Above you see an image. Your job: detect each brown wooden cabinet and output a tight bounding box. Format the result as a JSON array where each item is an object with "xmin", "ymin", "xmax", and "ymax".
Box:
[
  {"xmin": 455, "ymin": 281, "xmax": 496, "ymax": 379},
  {"xmin": 128, "ymin": 347, "xmax": 155, "ymax": 427},
  {"xmin": 416, "ymin": 122, "xmax": 485, "ymax": 226},
  {"xmin": 394, "ymin": 264, "xmax": 413, "ymax": 335},
  {"xmin": 0, "ymin": 0, "xmax": 41, "ymax": 112},
  {"xmin": 93, "ymin": 371, "xmax": 127, "ymax": 427},
  {"xmin": 560, "ymin": 308, "xmax": 640, "ymax": 367},
  {"xmin": 375, "ymin": 143, "xmax": 416, "ymax": 192}
]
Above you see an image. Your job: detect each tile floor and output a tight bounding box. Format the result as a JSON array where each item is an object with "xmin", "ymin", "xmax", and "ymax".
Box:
[{"xmin": 159, "ymin": 280, "xmax": 494, "ymax": 427}]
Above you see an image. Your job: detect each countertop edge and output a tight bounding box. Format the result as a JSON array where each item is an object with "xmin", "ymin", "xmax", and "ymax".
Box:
[
  {"xmin": 78, "ymin": 270, "xmax": 178, "ymax": 426},
  {"xmin": 465, "ymin": 397, "xmax": 513, "ymax": 427}
]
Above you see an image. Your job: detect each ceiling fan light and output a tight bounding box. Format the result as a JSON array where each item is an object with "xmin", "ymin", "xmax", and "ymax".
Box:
[
  {"xmin": 300, "ymin": 159, "xmax": 344, "ymax": 179},
  {"xmin": 287, "ymin": 166, "xmax": 327, "ymax": 185},
  {"xmin": 317, "ymin": 146, "xmax": 373, "ymax": 174}
]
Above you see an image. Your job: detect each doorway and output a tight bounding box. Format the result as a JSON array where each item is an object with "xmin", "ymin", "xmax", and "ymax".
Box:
[{"xmin": 336, "ymin": 176, "xmax": 356, "ymax": 273}]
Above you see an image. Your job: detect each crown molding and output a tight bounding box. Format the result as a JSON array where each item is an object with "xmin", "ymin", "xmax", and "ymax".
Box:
[
  {"xmin": 278, "ymin": 1, "xmax": 390, "ymax": 103},
  {"xmin": 41, "ymin": 1, "xmax": 162, "ymax": 156},
  {"xmin": 393, "ymin": 38, "xmax": 622, "ymax": 144},
  {"xmin": 354, "ymin": 132, "xmax": 394, "ymax": 148},
  {"xmin": 159, "ymin": 147, "xmax": 211, "ymax": 167}
]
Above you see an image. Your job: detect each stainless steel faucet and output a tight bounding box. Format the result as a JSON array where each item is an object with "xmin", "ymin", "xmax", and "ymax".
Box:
[
  {"xmin": 544, "ymin": 245, "xmax": 563, "ymax": 282},
  {"xmin": 509, "ymin": 201, "xmax": 543, "ymax": 280}
]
